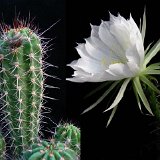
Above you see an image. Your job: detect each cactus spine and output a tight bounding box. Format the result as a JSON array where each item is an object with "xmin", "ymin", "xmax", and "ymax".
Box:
[
  {"xmin": 0, "ymin": 131, "xmax": 6, "ymax": 160},
  {"xmin": 23, "ymin": 139, "xmax": 78, "ymax": 160},
  {"xmin": 0, "ymin": 21, "xmax": 43, "ymax": 157},
  {"xmin": 55, "ymin": 123, "xmax": 80, "ymax": 154}
]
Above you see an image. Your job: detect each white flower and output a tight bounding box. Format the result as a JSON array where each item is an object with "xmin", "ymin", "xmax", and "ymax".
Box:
[
  {"xmin": 67, "ymin": 13, "xmax": 143, "ymax": 82},
  {"xmin": 67, "ymin": 11, "xmax": 160, "ymax": 126}
]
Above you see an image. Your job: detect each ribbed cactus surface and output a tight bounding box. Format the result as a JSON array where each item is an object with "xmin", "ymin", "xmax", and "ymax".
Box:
[
  {"xmin": 0, "ymin": 132, "xmax": 6, "ymax": 160},
  {"xmin": 55, "ymin": 123, "xmax": 80, "ymax": 154},
  {"xmin": 0, "ymin": 24, "xmax": 43, "ymax": 157},
  {"xmin": 23, "ymin": 140, "xmax": 78, "ymax": 160}
]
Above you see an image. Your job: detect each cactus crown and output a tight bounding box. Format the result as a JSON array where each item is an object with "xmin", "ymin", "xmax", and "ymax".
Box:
[
  {"xmin": 23, "ymin": 139, "xmax": 78, "ymax": 160},
  {"xmin": 55, "ymin": 123, "xmax": 80, "ymax": 154}
]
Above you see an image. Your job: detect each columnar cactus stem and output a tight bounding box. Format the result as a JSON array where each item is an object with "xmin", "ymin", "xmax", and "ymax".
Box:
[{"xmin": 0, "ymin": 21, "xmax": 43, "ymax": 157}]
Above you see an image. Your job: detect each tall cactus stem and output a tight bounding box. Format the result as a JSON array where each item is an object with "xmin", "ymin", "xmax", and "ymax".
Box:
[{"xmin": 0, "ymin": 20, "xmax": 44, "ymax": 157}]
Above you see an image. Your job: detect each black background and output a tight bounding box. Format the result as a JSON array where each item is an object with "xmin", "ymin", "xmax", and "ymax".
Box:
[{"xmin": 1, "ymin": 0, "xmax": 160, "ymax": 160}]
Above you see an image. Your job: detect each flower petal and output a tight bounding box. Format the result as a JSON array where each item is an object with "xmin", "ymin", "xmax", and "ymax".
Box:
[
  {"xmin": 143, "ymin": 69, "xmax": 160, "ymax": 75},
  {"xmin": 140, "ymin": 75, "xmax": 160, "ymax": 94},
  {"xmin": 125, "ymin": 45, "xmax": 141, "ymax": 67},
  {"xmin": 85, "ymin": 37, "xmax": 111, "ymax": 65},
  {"xmin": 106, "ymin": 105, "xmax": 118, "ymax": 127},
  {"xmin": 106, "ymin": 63, "xmax": 134, "ymax": 78},
  {"xmin": 109, "ymin": 14, "xmax": 144, "ymax": 65},
  {"xmin": 98, "ymin": 20, "xmax": 126, "ymax": 60},
  {"xmin": 66, "ymin": 77, "xmax": 87, "ymax": 82},
  {"xmin": 126, "ymin": 15, "xmax": 144, "ymax": 64},
  {"xmin": 75, "ymin": 43, "xmax": 97, "ymax": 61},
  {"xmin": 67, "ymin": 69, "xmax": 124, "ymax": 82},
  {"xmin": 133, "ymin": 77, "xmax": 153, "ymax": 115},
  {"xmin": 141, "ymin": 8, "xmax": 146, "ymax": 43},
  {"xmin": 84, "ymin": 82, "xmax": 111, "ymax": 98},
  {"xmin": 90, "ymin": 24, "xmax": 112, "ymax": 53},
  {"xmin": 68, "ymin": 58, "xmax": 103, "ymax": 74},
  {"xmin": 82, "ymin": 81, "xmax": 120, "ymax": 113},
  {"xmin": 133, "ymin": 84, "xmax": 143, "ymax": 113},
  {"xmin": 144, "ymin": 39, "xmax": 160, "ymax": 67},
  {"xmin": 126, "ymin": 61, "xmax": 140, "ymax": 76},
  {"xmin": 109, "ymin": 14, "xmax": 131, "ymax": 50},
  {"xmin": 104, "ymin": 78, "xmax": 131, "ymax": 112}
]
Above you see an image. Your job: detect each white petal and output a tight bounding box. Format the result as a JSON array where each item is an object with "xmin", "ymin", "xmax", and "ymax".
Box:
[
  {"xmin": 125, "ymin": 45, "xmax": 141, "ymax": 66},
  {"xmin": 66, "ymin": 77, "xmax": 87, "ymax": 82},
  {"xmin": 90, "ymin": 35, "xmax": 107, "ymax": 52},
  {"xmin": 68, "ymin": 58, "xmax": 104, "ymax": 74},
  {"xmin": 109, "ymin": 14, "xmax": 144, "ymax": 65},
  {"xmin": 85, "ymin": 37, "xmax": 110, "ymax": 64},
  {"xmin": 68, "ymin": 62, "xmax": 125, "ymax": 82},
  {"xmin": 76, "ymin": 43, "xmax": 97, "ymax": 61},
  {"xmin": 98, "ymin": 20, "xmax": 125, "ymax": 58},
  {"xmin": 90, "ymin": 24, "xmax": 115, "ymax": 53},
  {"xmin": 129, "ymin": 16, "xmax": 144, "ymax": 64},
  {"xmin": 67, "ymin": 70, "xmax": 124, "ymax": 82},
  {"xmin": 109, "ymin": 16, "xmax": 131, "ymax": 50},
  {"xmin": 90, "ymin": 24, "xmax": 99, "ymax": 37},
  {"xmin": 106, "ymin": 63, "xmax": 134, "ymax": 78},
  {"xmin": 126, "ymin": 61, "xmax": 140, "ymax": 76},
  {"xmin": 91, "ymin": 72, "xmax": 125, "ymax": 81},
  {"xmin": 67, "ymin": 68, "xmax": 92, "ymax": 82},
  {"xmin": 73, "ymin": 69, "xmax": 92, "ymax": 77}
]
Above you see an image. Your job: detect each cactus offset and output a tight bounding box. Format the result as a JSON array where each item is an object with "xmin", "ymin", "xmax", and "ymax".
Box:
[
  {"xmin": 0, "ymin": 21, "xmax": 43, "ymax": 157},
  {"xmin": 0, "ymin": 131, "xmax": 6, "ymax": 160},
  {"xmin": 23, "ymin": 139, "xmax": 78, "ymax": 160},
  {"xmin": 55, "ymin": 123, "xmax": 80, "ymax": 154}
]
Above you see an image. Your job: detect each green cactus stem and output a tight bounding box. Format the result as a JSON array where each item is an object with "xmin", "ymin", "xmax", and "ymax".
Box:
[
  {"xmin": 0, "ymin": 131, "xmax": 6, "ymax": 160},
  {"xmin": 55, "ymin": 123, "xmax": 80, "ymax": 154},
  {"xmin": 23, "ymin": 139, "xmax": 78, "ymax": 160},
  {"xmin": 0, "ymin": 20, "xmax": 44, "ymax": 157}
]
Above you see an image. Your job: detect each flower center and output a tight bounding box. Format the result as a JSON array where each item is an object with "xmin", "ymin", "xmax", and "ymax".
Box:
[
  {"xmin": 111, "ymin": 60, "xmax": 122, "ymax": 64},
  {"xmin": 101, "ymin": 58, "xmax": 108, "ymax": 66}
]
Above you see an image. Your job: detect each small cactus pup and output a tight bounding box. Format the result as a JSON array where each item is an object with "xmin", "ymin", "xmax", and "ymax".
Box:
[
  {"xmin": 22, "ymin": 139, "xmax": 78, "ymax": 160},
  {"xmin": 55, "ymin": 123, "xmax": 80, "ymax": 154},
  {"xmin": 0, "ymin": 19, "xmax": 44, "ymax": 157},
  {"xmin": 0, "ymin": 131, "xmax": 6, "ymax": 160}
]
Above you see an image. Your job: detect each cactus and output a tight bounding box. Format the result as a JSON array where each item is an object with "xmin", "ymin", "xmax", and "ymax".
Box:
[
  {"xmin": 0, "ymin": 20, "xmax": 43, "ymax": 157},
  {"xmin": 55, "ymin": 123, "xmax": 80, "ymax": 154},
  {"xmin": 22, "ymin": 139, "xmax": 78, "ymax": 160},
  {"xmin": 0, "ymin": 131, "xmax": 6, "ymax": 160},
  {"xmin": 0, "ymin": 19, "xmax": 81, "ymax": 159}
]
